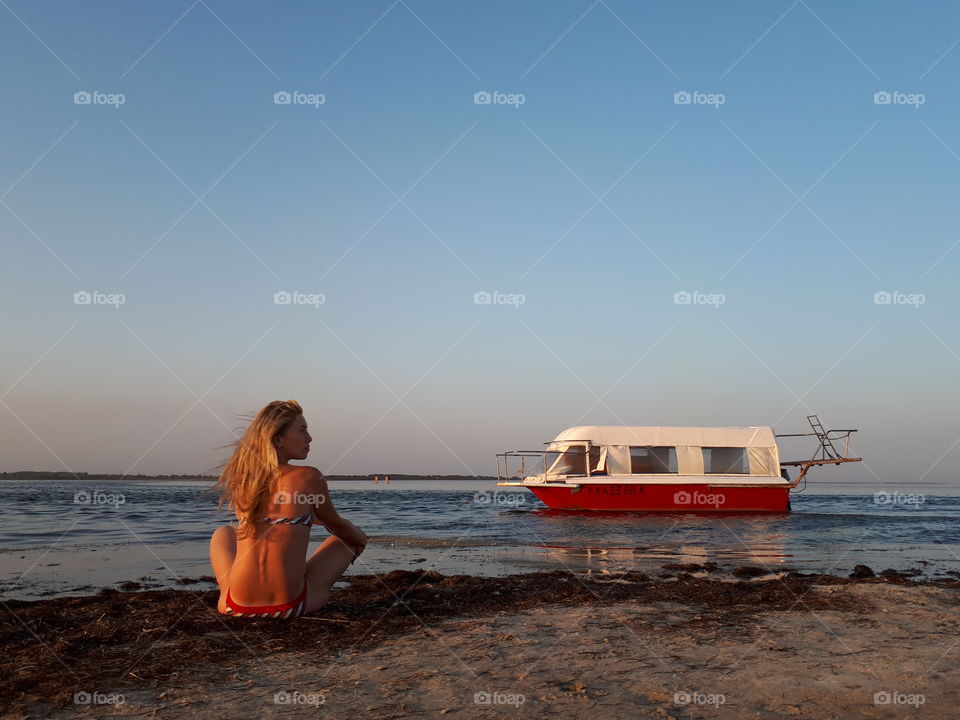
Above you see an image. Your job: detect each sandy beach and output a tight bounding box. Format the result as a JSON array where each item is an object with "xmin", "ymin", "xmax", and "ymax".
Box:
[{"xmin": 4, "ymin": 566, "xmax": 958, "ymax": 719}]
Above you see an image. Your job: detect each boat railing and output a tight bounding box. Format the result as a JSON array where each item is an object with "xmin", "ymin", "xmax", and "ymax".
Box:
[
  {"xmin": 496, "ymin": 449, "xmax": 585, "ymax": 483},
  {"xmin": 776, "ymin": 414, "xmax": 861, "ymax": 488}
]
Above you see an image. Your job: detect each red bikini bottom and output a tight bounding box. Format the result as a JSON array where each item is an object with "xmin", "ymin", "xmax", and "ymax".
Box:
[{"xmin": 224, "ymin": 582, "xmax": 308, "ymax": 619}]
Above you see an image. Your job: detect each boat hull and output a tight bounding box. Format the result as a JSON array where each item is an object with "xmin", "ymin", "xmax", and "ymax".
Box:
[{"xmin": 526, "ymin": 483, "xmax": 790, "ymax": 512}]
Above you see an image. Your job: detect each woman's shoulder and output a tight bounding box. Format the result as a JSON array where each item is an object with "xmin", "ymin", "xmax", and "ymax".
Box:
[{"xmin": 279, "ymin": 465, "xmax": 325, "ymax": 488}]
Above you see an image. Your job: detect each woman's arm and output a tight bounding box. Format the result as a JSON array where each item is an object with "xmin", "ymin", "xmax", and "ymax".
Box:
[{"xmin": 307, "ymin": 469, "xmax": 368, "ymax": 553}]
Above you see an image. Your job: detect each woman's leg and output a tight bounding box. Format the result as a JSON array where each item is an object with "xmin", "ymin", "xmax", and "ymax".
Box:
[
  {"xmin": 209, "ymin": 525, "xmax": 236, "ymax": 613},
  {"xmin": 304, "ymin": 535, "xmax": 362, "ymax": 613}
]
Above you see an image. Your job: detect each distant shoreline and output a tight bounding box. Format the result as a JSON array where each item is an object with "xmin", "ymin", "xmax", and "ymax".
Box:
[{"xmin": 0, "ymin": 471, "xmax": 498, "ymax": 482}]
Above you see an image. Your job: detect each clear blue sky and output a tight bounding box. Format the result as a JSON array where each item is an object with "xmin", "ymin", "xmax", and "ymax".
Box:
[{"xmin": 1, "ymin": 1, "xmax": 958, "ymax": 487}]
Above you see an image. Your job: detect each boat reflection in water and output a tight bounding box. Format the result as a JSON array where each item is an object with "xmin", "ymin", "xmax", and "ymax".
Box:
[{"xmin": 523, "ymin": 509, "xmax": 792, "ymax": 573}]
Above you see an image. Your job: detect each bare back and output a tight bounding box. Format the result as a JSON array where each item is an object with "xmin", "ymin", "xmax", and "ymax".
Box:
[{"xmin": 227, "ymin": 465, "xmax": 324, "ymax": 605}]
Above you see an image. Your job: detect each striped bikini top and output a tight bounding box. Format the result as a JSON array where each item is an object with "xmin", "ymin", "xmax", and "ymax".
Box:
[
  {"xmin": 242, "ymin": 513, "xmax": 315, "ymax": 527},
  {"xmin": 259, "ymin": 514, "xmax": 314, "ymax": 526}
]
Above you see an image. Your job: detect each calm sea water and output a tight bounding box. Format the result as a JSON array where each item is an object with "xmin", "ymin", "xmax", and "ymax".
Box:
[{"xmin": 1, "ymin": 479, "xmax": 958, "ymax": 599}]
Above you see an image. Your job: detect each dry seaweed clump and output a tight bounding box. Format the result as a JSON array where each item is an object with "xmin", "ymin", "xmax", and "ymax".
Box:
[{"xmin": 1, "ymin": 569, "xmax": 864, "ymax": 709}]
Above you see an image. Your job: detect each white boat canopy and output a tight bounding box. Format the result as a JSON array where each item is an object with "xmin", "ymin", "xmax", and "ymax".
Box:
[
  {"xmin": 546, "ymin": 426, "xmax": 780, "ymax": 477},
  {"xmin": 550, "ymin": 426, "xmax": 777, "ymax": 448}
]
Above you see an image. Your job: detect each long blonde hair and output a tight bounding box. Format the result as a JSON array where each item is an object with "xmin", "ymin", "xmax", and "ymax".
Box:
[{"xmin": 214, "ymin": 400, "xmax": 303, "ymax": 539}]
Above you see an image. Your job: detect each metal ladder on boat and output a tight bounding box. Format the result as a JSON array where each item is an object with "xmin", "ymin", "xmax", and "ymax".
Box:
[
  {"xmin": 777, "ymin": 414, "xmax": 861, "ymax": 488},
  {"xmin": 806, "ymin": 415, "xmax": 841, "ymax": 460}
]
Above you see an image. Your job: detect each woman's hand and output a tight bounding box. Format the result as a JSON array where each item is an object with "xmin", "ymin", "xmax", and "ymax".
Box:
[
  {"xmin": 349, "ymin": 527, "xmax": 368, "ymax": 557},
  {"xmin": 350, "ymin": 528, "xmax": 370, "ymax": 564},
  {"xmin": 338, "ymin": 521, "xmax": 367, "ymax": 561},
  {"xmin": 348, "ymin": 538, "xmax": 367, "ymax": 563}
]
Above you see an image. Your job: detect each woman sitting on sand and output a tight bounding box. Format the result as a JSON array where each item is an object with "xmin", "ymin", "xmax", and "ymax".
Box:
[{"xmin": 209, "ymin": 400, "xmax": 368, "ymax": 619}]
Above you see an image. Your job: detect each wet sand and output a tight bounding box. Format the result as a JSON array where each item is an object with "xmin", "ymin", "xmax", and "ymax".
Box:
[
  {"xmin": 0, "ymin": 538, "xmax": 539, "ymax": 601},
  {"xmin": 3, "ymin": 567, "xmax": 958, "ymax": 718}
]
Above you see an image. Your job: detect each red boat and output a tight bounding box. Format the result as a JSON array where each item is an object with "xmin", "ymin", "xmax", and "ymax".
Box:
[{"xmin": 496, "ymin": 415, "xmax": 860, "ymax": 512}]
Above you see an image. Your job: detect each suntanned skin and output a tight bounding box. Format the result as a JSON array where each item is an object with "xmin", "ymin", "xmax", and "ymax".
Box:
[{"xmin": 209, "ymin": 415, "xmax": 368, "ymax": 614}]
